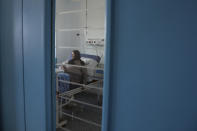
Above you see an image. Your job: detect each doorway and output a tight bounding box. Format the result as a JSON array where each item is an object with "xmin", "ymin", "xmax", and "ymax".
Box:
[{"xmin": 54, "ymin": 0, "xmax": 106, "ymax": 130}]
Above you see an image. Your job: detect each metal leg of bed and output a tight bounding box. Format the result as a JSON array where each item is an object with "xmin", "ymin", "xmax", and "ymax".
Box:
[{"xmin": 57, "ymin": 78, "xmax": 103, "ymax": 130}]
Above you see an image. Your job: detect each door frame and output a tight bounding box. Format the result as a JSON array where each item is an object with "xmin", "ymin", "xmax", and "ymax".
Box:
[{"xmin": 50, "ymin": 0, "xmax": 112, "ymax": 131}]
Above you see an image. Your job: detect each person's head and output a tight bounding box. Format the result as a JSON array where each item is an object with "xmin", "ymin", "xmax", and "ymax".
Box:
[{"xmin": 72, "ymin": 50, "xmax": 81, "ymax": 60}]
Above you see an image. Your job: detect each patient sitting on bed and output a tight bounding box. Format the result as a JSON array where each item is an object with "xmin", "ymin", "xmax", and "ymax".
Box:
[{"xmin": 62, "ymin": 50, "xmax": 87, "ymax": 88}]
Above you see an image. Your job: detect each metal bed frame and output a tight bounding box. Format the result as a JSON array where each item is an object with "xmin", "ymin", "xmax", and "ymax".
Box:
[{"xmin": 56, "ymin": 64, "xmax": 103, "ymax": 130}]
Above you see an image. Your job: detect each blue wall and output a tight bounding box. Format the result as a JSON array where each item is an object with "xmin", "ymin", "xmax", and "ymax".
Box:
[
  {"xmin": 23, "ymin": 0, "xmax": 52, "ymax": 130},
  {"xmin": 0, "ymin": 0, "xmax": 52, "ymax": 131},
  {"xmin": 107, "ymin": 0, "xmax": 197, "ymax": 131},
  {"xmin": 1, "ymin": 0, "xmax": 197, "ymax": 131},
  {"xmin": 0, "ymin": 0, "xmax": 25, "ymax": 131}
]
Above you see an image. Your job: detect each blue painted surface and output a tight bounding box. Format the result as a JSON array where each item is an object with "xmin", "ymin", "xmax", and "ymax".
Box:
[
  {"xmin": 23, "ymin": 0, "xmax": 52, "ymax": 130},
  {"xmin": 0, "ymin": 0, "xmax": 25, "ymax": 131},
  {"xmin": 1, "ymin": 0, "xmax": 197, "ymax": 131},
  {"xmin": 107, "ymin": 0, "xmax": 197, "ymax": 131},
  {"xmin": 0, "ymin": 0, "xmax": 53, "ymax": 130}
]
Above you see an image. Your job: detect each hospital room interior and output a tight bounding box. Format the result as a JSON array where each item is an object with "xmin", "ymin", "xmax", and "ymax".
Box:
[{"xmin": 55, "ymin": 0, "xmax": 105, "ymax": 130}]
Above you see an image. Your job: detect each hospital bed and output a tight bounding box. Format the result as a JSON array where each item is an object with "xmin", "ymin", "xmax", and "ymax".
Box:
[{"xmin": 56, "ymin": 54, "xmax": 104, "ymax": 129}]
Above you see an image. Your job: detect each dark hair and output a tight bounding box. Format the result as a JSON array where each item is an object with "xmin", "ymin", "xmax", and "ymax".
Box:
[
  {"xmin": 68, "ymin": 50, "xmax": 85, "ymax": 65},
  {"xmin": 72, "ymin": 50, "xmax": 81, "ymax": 60}
]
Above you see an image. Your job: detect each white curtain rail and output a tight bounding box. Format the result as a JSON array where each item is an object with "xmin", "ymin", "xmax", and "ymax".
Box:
[
  {"xmin": 58, "ymin": 80, "xmax": 103, "ymax": 91},
  {"xmin": 56, "ymin": 63, "xmax": 104, "ymax": 71},
  {"xmin": 60, "ymin": 96, "xmax": 102, "ymax": 110},
  {"xmin": 62, "ymin": 112, "xmax": 102, "ymax": 127}
]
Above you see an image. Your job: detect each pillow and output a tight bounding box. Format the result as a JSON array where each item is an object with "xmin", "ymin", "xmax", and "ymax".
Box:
[
  {"xmin": 81, "ymin": 57, "xmax": 98, "ymax": 67},
  {"xmin": 81, "ymin": 57, "xmax": 98, "ymax": 81}
]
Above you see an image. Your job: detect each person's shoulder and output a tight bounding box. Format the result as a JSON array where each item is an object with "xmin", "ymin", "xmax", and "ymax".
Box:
[{"xmin": 68, "ymin": 59, "xmax": 74, "ymax": 64}]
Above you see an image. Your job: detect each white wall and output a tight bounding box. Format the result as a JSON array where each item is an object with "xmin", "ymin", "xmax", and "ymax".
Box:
[
  {"xmin": 56, "ymin": 0, "xmax": 105, "ymax": 64},
  {"xmin": 87, "ymin": 0, "xmax": 105, "ymax": 39}
]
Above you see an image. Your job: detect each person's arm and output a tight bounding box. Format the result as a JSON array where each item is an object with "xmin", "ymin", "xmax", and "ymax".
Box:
[{"xmin": 62, "ymin": 65, "xmax": 67, "ymax": 72}]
